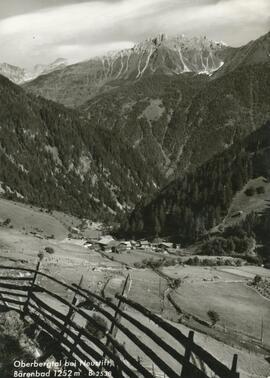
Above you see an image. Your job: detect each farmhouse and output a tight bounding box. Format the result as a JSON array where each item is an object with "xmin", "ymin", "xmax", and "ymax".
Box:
[
  {"xmin": 98, "ymin": 235, "xmax": 115, "ymax": 246},
  {"xmin": 166, "ymin": 248, "xmax": 178, "ymax": 255},
  {"xmin": 103, "ymin": 241, "xmax": 120, "ymax": 253},
  {"xmin": 130, "ymin": 240, "xmax": 137, "ymax": 247},
  {"xmin": 83, "ymin": 241, "xmax": 93, "ymax": 248},
  {"xmin": 138, "ymin": 240, "xmax": 151, "ymax": 249},
  {"xmin": 119, "ymin": 241, "xmax": 132, "ymax": 250},
  {"xmin": 95, "ymin": 235, "xmax": 121, "ymax": 252},
  {"xmin": 158, "ymin": 242, "xmax": 174, "ymax": 250},
  {"xmin": 70, "ymin": 226, "xmax": 80, "ymax": 234}
]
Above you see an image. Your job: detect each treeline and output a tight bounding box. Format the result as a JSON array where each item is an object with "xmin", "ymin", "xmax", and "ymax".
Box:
[{"xmin": 124, "ymin": 122, "xmax": 270, "ymax": 244}]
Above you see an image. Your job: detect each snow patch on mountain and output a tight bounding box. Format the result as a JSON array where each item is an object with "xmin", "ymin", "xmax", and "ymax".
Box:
[
  {"xmin": 93, "ymin": 33, "xmax": 227, "ymax": 80},
  {"xmin": 0, "ymin": 58, "xmax": 69, "ymax": 84}
]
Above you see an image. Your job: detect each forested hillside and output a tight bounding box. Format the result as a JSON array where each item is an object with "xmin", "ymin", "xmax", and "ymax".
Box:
[
  {"xmin": 0, "ymin": 74, "xmax": 158, "ymax": 220},
  {"xmin": 125, "ymin": 122, "xmax": 270, "ymax": 250},
  {"xmin": 81, "ymin": 73, "xmax": 208, "ymax": 177},
  {"xmin": 2, "ymin": 31, "xmax": 270, "ymax": 227},
  {"xmin": 81, "ymin": 63, "xmax": 270, "ymax": 177},
  {"xmin": 23, "ymin": 32, "xmax": 270, "ymax": 181}
]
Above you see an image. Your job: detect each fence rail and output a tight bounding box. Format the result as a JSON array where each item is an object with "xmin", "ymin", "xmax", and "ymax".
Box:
[{"xmin": 0, "ymin": 263, "xmax": 240, "ymax": 378}]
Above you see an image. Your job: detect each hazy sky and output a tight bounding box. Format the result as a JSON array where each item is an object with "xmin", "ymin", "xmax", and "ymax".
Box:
[{"xmin": 0, "ymin": 0, "xmax": 269, "ymax": 68}]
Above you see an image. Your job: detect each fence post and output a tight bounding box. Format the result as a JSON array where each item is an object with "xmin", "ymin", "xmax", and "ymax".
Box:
[
  {"xmin": 231, "ymin": 354, "xmax": 240, "ymax": 378},
  {"xmin": 0, "ymin": 292, "xmax": 8, "ymax": 309},
  {"xmin": 152, "ymin": 363, "xmax": 156, "ymax": 376},
  {"xmin": 23, "ymin": 260, "xmax": 40, "ymax": 317},
  {"xmin": 65, "ymin": 276, "xmax": 84, "ymax": 355},
  {"xmin": 61, "ymin": 275, "xmax": 84, "ymax": 336},
  {"xmin": 99, "ymin": 275, "xmax": 131, "ymax": 377},
  {"xmin": 108, "ymin": 274, "xmax": 131, "ymax": 339},
  {"xmin": 181, "ymin": 330, "xmax": 194, "ymax": 378},
  {"xmin": 38, "ymin": 275, "xmax": 83, "ymax": 362},
  {"xmin": 70, "ymin": 328, "xmax": 82, "ymax": 356}
]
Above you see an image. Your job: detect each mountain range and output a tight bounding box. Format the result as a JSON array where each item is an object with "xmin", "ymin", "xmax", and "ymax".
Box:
[
  {"xmin": 22, "ymin": 32, "xmax": 270, "ymax": 107},
  {"xmin": 23, "ymin": 34, "xmax": 227, "ymax": 107},
  {"xmin": 0, "ymin": 31, "xmax": 270, "ymax": 239},
  {"xmin": 0, "ymin": 58, "xmax": 68, "ymax": 85},
  {"xmin": 22, "ymin": 32, "xmax": 270, "ymax": 178}
]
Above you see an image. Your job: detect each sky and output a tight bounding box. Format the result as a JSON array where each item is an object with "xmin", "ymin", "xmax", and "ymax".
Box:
[{"xmin": 0, "ymin": 0, "xmax": 269, "ymax": 68}]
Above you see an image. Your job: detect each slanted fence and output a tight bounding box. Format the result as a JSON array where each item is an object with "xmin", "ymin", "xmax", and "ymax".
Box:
[{"xmin": 0, "ymin": 263, "xmax": 240, "ymax": 378}]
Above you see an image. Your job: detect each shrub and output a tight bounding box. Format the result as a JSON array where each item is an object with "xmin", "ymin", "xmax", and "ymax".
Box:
[
  {"xmin": 3, "ymin": 218, "xmax": 11, "ymax": 226},
  {"xmin": 171, "ymin": 278, "xmax": 181, "ymax": 288},
  {"xmin": 233, "ymin": 236, "xmax": 252, "ymax": 254},
  {"xmin": 223, "ymin": 225, "xmax": 247, "ymax": 239},
  {"xmin": 235, "ymin": 259, "xmax": 242, "ymax": 266},
  {"xmin": 256, "ymin": 186, "xmax": 265, "ymax": 194},
  {"xmin": 245, "ymin": 186, "xmax": 255, "ymax": 196},
  {"xmin": 207, "ymin": 310, "xmax": 220, "ymax": 327},
  {"xmin": 253, "ymin": 275, "xmax": 262, "ymax": 285},
  {"xmin": 44, "ymin": 247, "xmax": 55, "ymax": 254},
  {"xmin": 245, "ymin": 255, "xmax": 262, "ymax": 265},
  {"xmin": 201, "ymin": 237, "xmax": 234, "ymax": 256},
  {"xmin": 85, "ymin": 314, "xmax": 108, "ymax": 339},
  {"xmin": 186, "ymin": 256, "xmax": 200, "ymax": 266},
  {"xmin": 37, "ymin": 251, "xmax": 44, "ymax": 261}
]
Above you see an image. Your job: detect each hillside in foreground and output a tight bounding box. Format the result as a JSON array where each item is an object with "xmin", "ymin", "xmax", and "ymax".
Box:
[{"xmin": 0, "ymin": 197, "xmax": 270, "ymax": 377}]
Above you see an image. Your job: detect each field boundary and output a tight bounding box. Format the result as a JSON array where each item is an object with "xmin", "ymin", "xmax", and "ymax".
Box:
[{"xmin": 0, "ymin": 263, "xmax": 240, "ymax": 378}]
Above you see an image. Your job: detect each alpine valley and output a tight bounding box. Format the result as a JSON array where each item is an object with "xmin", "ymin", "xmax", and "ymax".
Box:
[
  {"xmin": 0, "ymin": 31, "xmax": 270, "ymax": 251},
  {"xmin": 1, "ymin": 24, "xmax": 270, "ymax": 378}
]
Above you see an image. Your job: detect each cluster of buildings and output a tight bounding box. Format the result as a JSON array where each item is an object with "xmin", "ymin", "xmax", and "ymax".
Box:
[{"xmin": 84, "ymin": 235, "xmax": 181, "ymax": 255}]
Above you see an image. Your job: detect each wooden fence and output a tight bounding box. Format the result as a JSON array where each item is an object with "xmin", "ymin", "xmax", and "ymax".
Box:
[{"xmin": 0, "ymin": 263, "xmax": 240, "ymax": 378}]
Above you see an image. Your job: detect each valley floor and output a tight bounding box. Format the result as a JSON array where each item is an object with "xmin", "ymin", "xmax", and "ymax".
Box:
[{"xmin": 0, "ymin": 199, "xmax": 270, "ymax": 377}]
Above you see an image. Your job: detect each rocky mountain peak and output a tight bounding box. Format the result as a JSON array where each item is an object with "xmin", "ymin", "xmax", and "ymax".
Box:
[
  {"xmin": 23, "ymin": 32, "xmax": 229, "ymax": 107},
  {"xmin": 98, "ymin": 33, "xmax": 227, "ymax": 82},
  {"xmin": 132, "ymin": 33, "xmax": 226, "ymax": 53},
  {"xmin": 0, "ymin": 63, "xmax": 27, "ymax": 85},
  {"xmin": 0, "ymin": 58, "xmax": 69, "ymax": 85},
  {"xmin": 33, "ymin": 58, "xmax": 68, "ymax": 77}
]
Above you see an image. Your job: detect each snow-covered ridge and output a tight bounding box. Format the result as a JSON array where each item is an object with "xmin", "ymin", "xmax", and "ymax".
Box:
[
  {"xmin": 1, "ymin": 34, "xmax": 227, "ymax": 85},
  {"xmin": 20, "ymin": 33, "xmax": 231, "ymax": 108},
  {"xmin": 0, "ymin": 58, "xmax": 69, "ymax": 84},
  {"xmin": 90, "ymin": 33, "xmax": 228, "ymax": 78}
]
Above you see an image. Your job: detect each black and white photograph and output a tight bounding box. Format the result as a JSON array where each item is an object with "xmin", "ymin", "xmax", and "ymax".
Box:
[{"xmin": 0, "ymin": 0, "xmax": 270, "ymax": 377}]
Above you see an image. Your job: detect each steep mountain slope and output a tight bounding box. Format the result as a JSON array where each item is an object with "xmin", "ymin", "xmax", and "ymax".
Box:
[
  {"xmin": 6, "ymin": 30, "xmax": 269, "ymax": 228},
  {"xmin": 214, "ymin": 31, "xmax": 270, "ymax": 78},
  {"xmin": 81, "ymin": 73, "xmax": 208, "ymax": 178},
  {"xmin": 23, "ymin": 34, "xmax": 228, "ymax": 107},
  {"xmin": 80, "ymin": 62, "xmax": 270, "ymax": 178},
  {"xmin": 21, "ymin": 31, "xmax": 270, "ymax": 109},
  {"xmin": 125, "ymin": 121, "xmax": 270, "ymax": 251},
  {"xmin": 0, "ymin": 63, "xmax": 27, "ymax": 85},
  {"xmin": 0, "ymin": 74, "xmax": 157, "ymax": 220},
  {"xmin": 172, "ymin": 62, "xmax": 270, "ymax": 170},
  {"xmin": 23, "ymin": 32, "xmax": 270, "ymax": 180},
  {"xmin": 33, "ymin": 58, "xmax": 68, "ymax": 78},
  {"xmin": 0, "ymin": 59, "xmax": 68, "ymax": 84}
]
